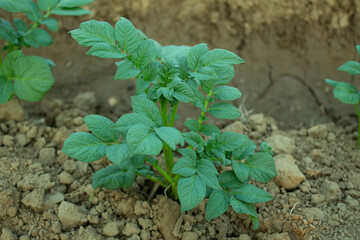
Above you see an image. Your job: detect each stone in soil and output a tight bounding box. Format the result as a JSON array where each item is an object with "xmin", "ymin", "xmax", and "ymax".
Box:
[
  {"xmin": 265, "ymin": 135, "xmax": 295, "ymax": 154},
  {"xmin": 122, "ymin": 222, "xmax": 140, "ymax": 237},
  {"xmin": 274, "ymin": 154, "xmax": 305, "ymax": 190},
  {"xmin": 58, "ymin": 201, "xmax": 88, "ymax": 229},
  {"xmin": 103, "ymin": 221, "xmax": 122, "ymax": 237},
  {"xmin": 322, "ymin": 179, "xmax": 342, "ymax": 202},
  {"xmin": 21, "ymin": 188, "xmax": 45, "ymax": 212}
]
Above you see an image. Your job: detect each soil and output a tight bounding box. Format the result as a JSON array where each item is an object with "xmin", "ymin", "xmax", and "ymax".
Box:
[{"xmin": 1, "ymin": 0, "xmax": 360, "ymax": 239}]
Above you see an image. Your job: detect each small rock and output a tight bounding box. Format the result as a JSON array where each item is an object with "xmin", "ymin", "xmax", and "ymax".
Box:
[
  {"xmin": 249, "ymin": 113, "xmax": 267, "ymax": 134},
  {"xmin": 348, "ymin": 171, "xmax": 360, "ymax": 187},
  {"xmin": 0, "ymin": 99, "xmax": 27, "ymax": 122},
  {"xmin": 44, "ymin": 192, "xmax": 65, "ymax": 209},
  {"xmin": 58, "ymin": 201, "xmax": 88, "ymax": 229},
  {"xmin": 308, "ymin": 124, "xmax": 328, "ymax": 139},
  {"xmin": 140, "ymin": 229, "xmax": 151, "ymax": 240},
  {"xmin": 1, "ymin": 228, "xmax": 18, "ymax": 240},
  {"xmin": 128, "ymin": 235, "xmax": 141, "ymax": 240},
  {"xmin": 63, "ymin": 160, "xmax": 77, "ymax": 173},
  {"xmin": 327, "ymin": 132, "xmax": 335, "ymax": 141},
  {"xmin": 122, "ymin": 222, "xmax": 140, "ymax": 237},
  {"xmin": 103, "ymin": 222, "xmax": 121, "ymax": 237},
  {"xmin": 303, "ymin": 207, "xmax": 325, "ymax": 221},
  {"xmin": 182, "ymin": 232, "xmax": 197, "ymax": 240},
  {"xmin": 51, "ymin": 221, "xmax": 62, "ymax": 234},
  {"xmin": 21, "ymin": 189, "xmax": 45, "ymax": 212},
  {"xmin": 265, "ymin": 135, "xmax": 294, "ymax": 154},
  {"xmin": 17, "ymin": 174, "xmax": 54, "ymax": 191},
  {"xmin": 274, "ymin": 154, "xmax": 305, "ymax": 190},
  {"xmin": 239, "ymin": 234, "xmax": 251, "ymax": 240},
  {"xmin": 222, "ymin": 121, "xmax": 245, "ymax": 134},
  {"xmin": 15, "ymin": 133, "xmax": 29, "ymax": 146},
  {"xmin": 34, "ymin": 137, "xmax": 46, "ymax": 150},
  {"xmin": 52, "ymin": 127, "xmax": 70, "ymax": 147},
  {"xmin": 345, "ymin": 195, "xmax": 359, "ymax": 208},
  {"xmin": 74, "ymin": 92, "xmax": 96, "ymax": 112},
  {"xmin": 134, "ymin": 201, "xmax": 149, "ymax": 216},
  {"xmin": 2, "ymin": 135, "xmax": 14, "ymax": 147},
  {"xmin": 73, "ymin": 117, "xmax": 84, "ymax": 126},
  {"xmin": 322, "ymin": 179, "xmax": 342, "ymax": 202},
  {"xmin": 39, "ymin": 148, "xmax": 56, "ymax": 165},
  {"xmin": 299, "ymin": 181, "xmax": 311, "ymax": 193},
  {"xmin": 26, "ymin": 126, "xmax": 37, "ymax": 139},
  {"xmin": 57, "ymin": 171, "xmax": 75, "ymax": 185},
  {"xmin": 138, "ymin": 218, "xmax": 153, "ymax": 230},
  {"xmin": 311, "ymin": 194, "xmax": 325, "ymax": 205}
]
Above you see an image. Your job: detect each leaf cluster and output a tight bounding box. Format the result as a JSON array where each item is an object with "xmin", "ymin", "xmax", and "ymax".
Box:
[
  {"xmin": 0, "ymin": 0, "xmax": 94, "ymax": 103},
  {"xmin": 63, "ymin": 18, "xmax": 278, "ymax": 229}
]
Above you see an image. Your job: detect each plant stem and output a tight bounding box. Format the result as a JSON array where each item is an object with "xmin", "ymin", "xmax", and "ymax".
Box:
[
  {"xmin": 171, "ymin": 175, "xmax": 180, "ymax": 200},
  {"xmin": 169, "ymin": 101, "xmax": 179, "ymax": 127},
  {"xmin": 198, "ymin": 89, "xmax": 213, "ymax": 130},
  {"xmin": 0, "ymin": 52, "xmax": 2, "ymax": 68},
  {"xmin": 355, "ymin": 105, "xmax": 360, "ymax": 148},
  {"xmin": 152, "ymin": 164, "xmax": 173, "ymax": 184},
  {"xmin": 160, "ymin": 98, "xmax": 175, "ymax": 173}
]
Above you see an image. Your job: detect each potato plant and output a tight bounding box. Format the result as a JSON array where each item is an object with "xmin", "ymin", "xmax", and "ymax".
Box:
[
  {"xmin": 0, "ymin": 0, "xmax": 94, "ymax": 104},
  {"xmin": 325, "ymin": 45, "xmax": 360, "ymax": 147},
  {"xmin": 62, "ymin": 18, "xmax": 278, "ymax": 229}
]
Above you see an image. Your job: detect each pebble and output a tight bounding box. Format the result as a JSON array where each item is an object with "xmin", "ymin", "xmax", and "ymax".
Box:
[
  {"xmin": 63, "ymin": 160, "xmax": 77, "ymax": 173},
  {"xmin": 21, "ymin": 189, "xmax": 45, "ymax": 212},
  {"xmin": 311, "ymin": 194, "xmax": 325, "ymax": 205},
  {"xmin": 322, "ymin": 179, "xmax": 342, "ymax": 202},
  {"xmin": 39, "ymin": 148, "xmax": 56, "ymax": 165},
  {"xmin": 265, "ymin": 135, "xmax": 295, "ymax": 154},
  {"xmin": 299, "ymin": 181, "xmax": 311, "ymax": 193},
  {"xmin": 103, "ymin": 222, "xmax": 121, "ymax": 237},
  {"xmin": 57, "ymin": 171, "xmax": 75, "ymax": 185},
  {"xmin": 2, "ymin": 135, "xmax": 14, "ymax": 147},
  {"xmin": 345, "ymin": 195, "xmax": 359, "ymax": 208},
  {"xmin": 15, "ymin": 133, "xmax": 29, "ymax": 146},
  {"xmin": 249, "ymin": 113, "xmax": 267, "ymax": 134},
  {"xmin": 274, "ymin": 154, "xmax": 305, "ymax": 190},
  {"xmin": 51, "ymin": 221, "xmax": 62, "ymax": 234},
  {"xmin": 58, "ymin": 201, "xmax": 88, "ymax": 229},
  {"xmin": 134, "ymin": 200, "xmax": 149, "ymax": 216},
  {"xmin": 221, "ymin": 121, "xmax": 245, "ymax": 134},
  {"xmin": 303, "ymin": 207, "xmax": 325, "ymax": 221},
  {"xmin": 1, "ymin": 228, "xmax": 18, "ymax": 240}
]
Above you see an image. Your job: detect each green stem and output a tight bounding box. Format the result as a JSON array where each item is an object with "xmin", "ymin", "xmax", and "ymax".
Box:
[
  {"xmin": 145, "ymin": 175, "xmax": 167, "ymax": 188},
  {"xmin": 160, "ymin": 98, "xmax": 169, "ymax": 126},
  {"xmin": 152, "ymin": 164, "xmax": 173, "ymax": 184},
  {"xmin": 171, "ymin": 175, "xmax": 180, "ymax": 200},
  {"xmin": 198, "ymin": 89, "xmax": 213, "ymax": 130},
  {"xmin": 160, "ymin": 98, "xmax": 175, "ymax": 173},
  {"xmin": 0, "ymin": 52, "xmax": 2, "ymax": 68},
  {"xmin": 355, "ymin": 105, "xmax": 360, "ymax": 148},
  {"xmin": 169, "ymin": 101, "xmax": 179, "ymax": 127}
]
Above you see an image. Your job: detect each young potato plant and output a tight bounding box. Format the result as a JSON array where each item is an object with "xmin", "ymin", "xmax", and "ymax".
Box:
[
  {"xmin": 0, "ymin": 0, "xmax": 94, "ymax": 103},
  {"xmin": 62, "ymin": 18, "xmax": 278, "ymax": 229},
  {"xmin": 325, "ymin": 45, "xmax": 360, "ymax": 147}
]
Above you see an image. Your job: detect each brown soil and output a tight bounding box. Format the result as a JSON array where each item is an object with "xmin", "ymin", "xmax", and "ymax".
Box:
[{"xmin": 1, "ymin": 0, "xmax": 360, "ymax": 239}]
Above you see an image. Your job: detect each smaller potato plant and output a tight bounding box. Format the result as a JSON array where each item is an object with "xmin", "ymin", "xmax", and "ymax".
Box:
[
  {"xmin": 0, "ymin": 0, "xmax": 94, "ymax": 104},
  {"xmin": 325, "ymin": 45, "xmax": 360, "ymax": 147},
  {"xmin": 62, "ymin": 18, "xmax": 278, "ymax": 229}
]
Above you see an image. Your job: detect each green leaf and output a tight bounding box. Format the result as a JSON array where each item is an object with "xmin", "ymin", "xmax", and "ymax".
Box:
[
  {"xmin": 162, "ymin": 45, "xmax": 191, "ymax": 59},
  {"xmin": 206, "ymin": 190, "xmax": 231, "ymax": 221},
  {"xmin": 70, "ymin": 20, "xmax": 115, "ymax": 47},
  {"xmin": 140, "ymin": 62, "xmax": 159, "ymax": 82},
  {"xmin": 188, "ymin": 43, "xmax": 208, "ymax": 71},
  {"xmin": 132, "ymin": 39, "xmax": 157, "ymax": 68},
  {"xmin": 62, "ymin": 132, "xmax": 107, "ymax": 162},
  {"xmin": 260, "ymin": 142, "xmax": 274, "ymax": 156},
  {"xmin": 52, "ymin": 7, "xmax": 91, "ymax": 15},
  {"xmin": 155, "ymin": 127, "xmax": 184, "ymax": 150},
  {"xmin": 177, "ymin": 148, "xmax": 196, "ymax": 160},
  {"xmin": 23, "ymin": 32, "xmax": 40, "ymax": 48},
  {"xmin": 25, "ymin": 3, "xmax": 42, "ymax": 22},
  {"xmin": 178, "ymin": 175, "xmax": 206, "ymax": 212},
  {"xmin": 245, "ymin": 152, "xmax": 277, "ymax": 183},
  {"xmin": 114, "ymin": 113, "xmax": 155, "ymax": 133},
  {"xmin": 183, "ymin": 132, "xmax": 205, "ymax": 149},
  {"xmin": 214, "ymin": 65, "xmax": 235, "ymax": 85},
  {"xmin": 12, "ymin": 56, "xmax": 54, "ymax": 102},
  {"xmin": 199, "ymin": 49, "xmax": 245, "ymax": 68},
  {"xmin": 196, "ymin": 159, "xmax": 221, "ymax": 190},
  {"xmin": 136, "ymin": 78, "xmax": 151, "ymax": 95},
  {"xmin": 58, "ymin": 0, "xmax": 94, "ymax": 8},
  {"xmin": 92, "ymin": 164, "xmax": 135, "ymax": 190},
  {"xmin": 189, "ymin": 66, "xmax": 217, "ymax": 82},
  {"xmin": 172, "ymin": 157, "xmax": 196, "ymax": 177},
  {"xmin": 356, "ymin": 45, "xmax": 360, "ymax": 55},
  {"xmin": 232, "ymin": 161, "xmax": 249, "ymax": 182},
  {"xmin": 230, "ymin": 196, "xmax": 259, "ymax": 230},
  {"xmin": 0, "ymin": 18, "xmax": 17, "ymax": 42},
  {"xmin": 126, "ymin": 124, "xmax": 163, "ymax": 156},
  {"xmin": 184, "ymin": 119, "xmax": 199, "ymax": 132},
  {"xmin": 172, "ymin": 81, "xmax": 197, "ymax": 103},
  {"xmin": 219, "ymin": 171, "xmax": 247, "ymax": 188},
  {"xmin": 38, "ymin": 0, "xmax": 59, "ymax": 11},
  {"xmin": 114, "ymin": 61, "xmax": 140, "ymax": 80},
  {"xmin": 1, "ymin": 50, "xmax": 22, "ymax": 77},
  {"xmin": 338, "ymin": 61, "xmax": 360, "ymax": 75},
  {"xmin": 324, "ymin": 78, "xmax": 338, "ymax": 88},
  {"xmin": 0, "ymin": 75, "xmax": 12, "ymax": 104},
  {"xmin": 87, "ymin": 43, "xmax": 126, "ymax": 59},
  {"xmin": 14, "ymin": 19, "xmax": 27, "ymax": 32},
  {"xmin": 84, "ymin": 115, "xmax": 120, "ymax": 142},
  {"xmin": 0, "ymin": 0, "xmax": 34, "ymax": 12},
  {"xmin": 131, "ymin": 96, "xmax": 162, "ymax": 126},
  {"xmin": 233, "ymin": 138, "xmax": 256, "ymax": 160},
  {"xmin": 115, "ymin": 17, "xmax": 140, "ymax": 53},
  {"xmin": 208, "ymin": 102, "xmax": 241, "ymax": 120},
  {"xmin": 213, "ymin": 86, "xmax": 242, "ymax": 101},
  {"xmin": 233, "ymin": 184, "xmax": 273, "ymax": 203},
  {"xmin": 32, "ymin": 28, "xmax": 53, "ymax": 46},
  {"xmin": 40, "ymin": 18, "xmax": 58, "ymax": 31},
  {"xmin": 333, "ymin": 82, "xmax": 360, "ymax": 104},
  {"xmin": 212, "ymin": 132, "xmax": 247, "ymax": 152},
  {"xmin": 106, "ymin": 144, "xmax": 131, "ymax": 166},
  {"xmin": 200, "ymin": 124, "xmax": 221, "ymax": 137}
]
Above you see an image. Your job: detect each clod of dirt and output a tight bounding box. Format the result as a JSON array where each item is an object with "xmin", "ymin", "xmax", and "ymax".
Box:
[
  {"xmin": 153, "ymin": 195, "xmax": 181, "ymax": 240},
  {"xmin": 38, "ymin": 147, "xmax": 56, "ymax": 165},
  {"xmin": 57, "ymin": 171, "xmax": 75, "ymax": 185},
  {"xmin": 181, "ymin": 231, "xmax": 198, "ymax": 240},
  {"xmin": 103, "ymin": 221, "xmax": 122, "ymax": 237},
  {"xmin": 303, "ymin": 207, "xmax": 325, "ymax": 221},
  {"xmin": 321, "ymin": 179, "xmax": 342, "ymax": 202},
  {"xmin": 249, "ymin": 113, "xmax": 267, "ymax": 134},
  {"xmin": 0, "ymin": 188, "xmax": 20, "ymax": 219},
  {"xmin": 0, "ymin": 228, "xmax": 18, "ymax": 240},
  {"xmin": 274, "ymin": 154, "xmax": 305, "ymax": 189},
  {"xmin": 122, "ymin": 222, "xmax": 141, "ymax": 236},
  {"xmin": 17, "ymin": 174, "xmax": 54, "ymax": 191},
  {"xmin": 265, "ymin": 135, "xmax": 295, "ymax": 154},
  {"xmin": 73, "ymin": 92, "xmax": 97, "ymax": 113},
  {"xmin": 0, "ymin": 99, "xmax": 27, "ymax": 122},
  {"xmin": 221, "ymin": 121, "xmax": 246, "ymax": 134},
  {"xmin": 256, "ymin": 232, "xmax": 291, "ymax": 240},
  {"xmin": 58, "ymin": 201, "xmax": 88, "ymax": 229},
  {"xmin": 308, "ymin": 124, "xmax": 329, "ymax": 139},
  {"xmin": 21, "ymin": 188, "xmax": 45, "ymax": 212}
]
